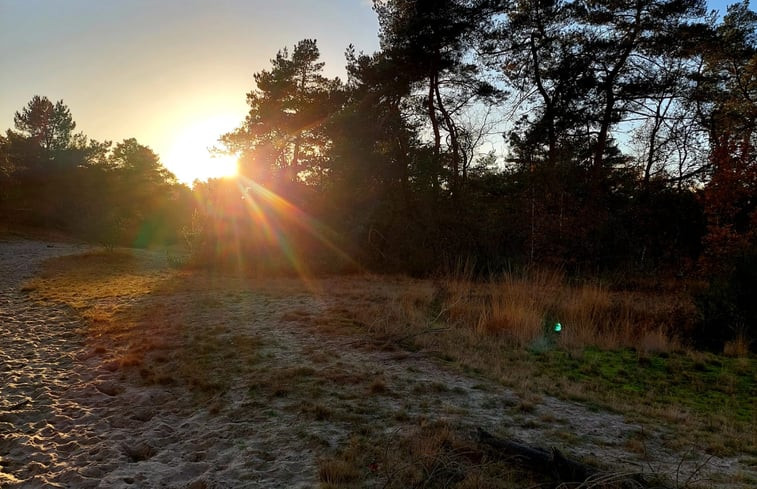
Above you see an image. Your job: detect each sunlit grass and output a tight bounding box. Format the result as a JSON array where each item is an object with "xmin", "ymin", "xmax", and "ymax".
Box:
[
  {"xmin": 439, "ymin": 267, "xmax": 688, "ymax": 351},
  {"xmin": 26, "ymin": 249, "xmax": 262, "ymax": 399},
  {"xmin": 25, "ymin": 249, "xmax": 167, "ymax": 304}
]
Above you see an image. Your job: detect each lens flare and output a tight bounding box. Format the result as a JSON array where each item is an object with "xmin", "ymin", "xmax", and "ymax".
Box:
[
  {"xmin": 238, "ymin": 177, "xmax": 357, "ymax": 276},
  {"xmin": 193, "ymin": 175, "xmax": 358, "ymax": 286}
]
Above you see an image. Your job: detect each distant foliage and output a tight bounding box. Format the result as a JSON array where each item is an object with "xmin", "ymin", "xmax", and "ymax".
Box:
[{"xmin": 0, "ymin": 97, "xmax": 191, "ymax": 247}]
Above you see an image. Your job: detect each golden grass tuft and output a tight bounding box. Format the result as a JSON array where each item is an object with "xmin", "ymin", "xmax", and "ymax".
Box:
[
  {"xmin": 638, "ymin": 328, "xmax": 678, "ymax": 355},
  {"xmin": 369, "ymin": 376, "xmax": 388, "ymax": 394},
  {"xmin": 318, "ymin": 458, "xmax": 361, "ymax": 486},
  {"xmin": 723, "ymin": 335, "xmax": 751, "ymax": 357}
]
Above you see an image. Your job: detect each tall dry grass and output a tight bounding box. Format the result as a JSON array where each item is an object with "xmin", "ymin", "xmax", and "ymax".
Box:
[
  {"xmin": 332, "ymin": 267, "xmax": 693, "ymax": 355},
  {"xmin": 431, "ymin": 267, "xmax": 690, "ymax": 351}
]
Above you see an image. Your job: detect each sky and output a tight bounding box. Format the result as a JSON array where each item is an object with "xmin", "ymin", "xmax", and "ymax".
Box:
[
  {"xmin": 0, "ymin": 0, "xmax": 754, "ymax": 184},
  {"xmin": 0, "ymin": 0, "xmax": 380, "ymax": 184}
]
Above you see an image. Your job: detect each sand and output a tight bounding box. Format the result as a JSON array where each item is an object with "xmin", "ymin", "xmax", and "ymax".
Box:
[{"xmin": 0, "ymin": 239, "xmax": 750, "ymax": 488}]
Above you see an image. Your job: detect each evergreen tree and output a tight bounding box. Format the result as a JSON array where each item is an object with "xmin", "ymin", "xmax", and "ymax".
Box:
[{"xmin": 222, "ymin": 39, "xmax": 343, "ymax": 188}]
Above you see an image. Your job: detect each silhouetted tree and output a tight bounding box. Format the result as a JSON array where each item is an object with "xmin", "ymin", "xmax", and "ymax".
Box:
[
  {"xmin": 13, "ymin": 95, "xmax": 76, "ymax": 152},
  {"xmin": 323, "ymin": 47, "xmax": 440, "ymax": 270},
  {"xmin": 2, "ymin": 97, "xmax": 104, "ymax": 228},
  {"xmin": 484, "ymin": 0, "xmax": 593, "ymax": 168},
  {"xmin": 569, "ymin": 0, "xmax": 708, "ymax": 189},
  {"xmin": 222, "ymin": 39, "xmax": 343, "ymax": 189},
  {"xmin": 1, "ymin": 96, "xmax": 189, "ymax": 246},
  {"xmin": 375, "ymin": 0, "xmax": 500, "ymax": 197},
  {"xmin": 104, "ymin": 138, "xmax": 182, "ymax": 247},
  {"xmin": 696, "ymin": 1, "xmax": 757, "ymax": 272}
]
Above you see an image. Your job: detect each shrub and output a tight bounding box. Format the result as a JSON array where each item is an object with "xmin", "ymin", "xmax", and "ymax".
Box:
[{"xmin": 694, "ymin": 251, "xmax": 757, "ymax": 352}]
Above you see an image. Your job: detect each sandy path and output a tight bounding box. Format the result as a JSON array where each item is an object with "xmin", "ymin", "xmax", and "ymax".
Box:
[
  {"xmin": 0, "ymin": 241, "xmax": 316, "ymax": 488},
  {"xmin": 0, "ymin": 240, "xmax": 748, "ymax": 488},
  {"xmin": 0, "ymin": 240, "xmax": 96, "ymax": 487}
]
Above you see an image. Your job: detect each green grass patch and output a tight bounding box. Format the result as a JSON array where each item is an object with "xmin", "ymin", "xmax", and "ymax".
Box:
[{"xmin": 530, "ymin": 348, "xmax": 755, "ymax": 424}]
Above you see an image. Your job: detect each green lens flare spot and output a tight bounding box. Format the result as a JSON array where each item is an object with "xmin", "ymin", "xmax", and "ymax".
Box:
[{"xmin": 554, "ymin": 322, "xmax": 562, "ymax": 332}]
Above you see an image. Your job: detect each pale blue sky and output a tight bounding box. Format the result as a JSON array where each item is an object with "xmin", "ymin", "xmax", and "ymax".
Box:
[{"xmin": 0, "ymin": 0, "xmax": 753, "ymax": 182}]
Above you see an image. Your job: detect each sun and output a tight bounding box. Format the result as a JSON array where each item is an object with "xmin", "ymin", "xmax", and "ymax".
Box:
[{"xmin": 164, "ymin": 115, "xmax": 240, "ymax": 185}]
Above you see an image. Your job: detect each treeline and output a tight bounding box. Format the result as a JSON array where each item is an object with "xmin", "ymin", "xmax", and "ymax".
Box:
[
  {"xmin": 209, "ymin": 1, "xmax": 755, "ymax": 275},
  {"xmin": 210, "ymin": 0, "xmax": 756, "ymax": 349},
  {"xmin": 0, "ymin": 96, "xmax": 193, "ymax": 247},
  {"xmin": 1, "ymin": 1, "xmax": 755, "ymax": 348}
]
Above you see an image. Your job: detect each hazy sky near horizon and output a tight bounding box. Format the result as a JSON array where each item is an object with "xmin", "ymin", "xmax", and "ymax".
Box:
[{"xmin": 1, "ymin": 0, "xmax": 754, "ymax": 183}]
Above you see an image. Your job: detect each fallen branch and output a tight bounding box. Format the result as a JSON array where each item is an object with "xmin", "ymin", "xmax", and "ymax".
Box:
[
  {"xmin": 476, "ymin": 428, "xmax": 597, "ymax": 484},
  {"xmin": 477, "ymin": 428, "xmax": 660, "ymax": 488}
]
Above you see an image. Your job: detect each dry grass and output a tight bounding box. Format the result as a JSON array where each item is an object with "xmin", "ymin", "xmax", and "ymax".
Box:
[
  {"xmin": 318, "ymin": 457, "xmax": 361, "ymax": 487},
  {"xmin": 438, "ymin": 268, "xmax": 687, "ymax": 351},
  {"xmin": 26, "ymin": 249, "xmax": 263, "ymax": 400},
  {"xmin": 723, "ymin": 335, "xmax": 751, "ymax": 357}
]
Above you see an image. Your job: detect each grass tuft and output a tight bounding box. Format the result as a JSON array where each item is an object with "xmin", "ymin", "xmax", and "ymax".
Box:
[
  {"xmin": 723, "ymin": 335, "xmax": 751, "ymax": 357},
  {"xmin": 318, "ymin": 458, "xmax": 361, "ymax": 486}
]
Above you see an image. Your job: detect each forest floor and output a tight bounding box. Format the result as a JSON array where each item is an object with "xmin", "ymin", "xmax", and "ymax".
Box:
[{"xmin": 0, "ymin": 238, "xmax": 754, "ymax": 488}]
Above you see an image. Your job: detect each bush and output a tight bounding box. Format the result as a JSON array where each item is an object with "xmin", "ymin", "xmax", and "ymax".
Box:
[{"xmin": 694, "ymin": 251, "xmax": 757, "ymax": 352}]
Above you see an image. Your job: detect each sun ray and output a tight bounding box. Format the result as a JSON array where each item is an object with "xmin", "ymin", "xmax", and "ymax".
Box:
[
  {"xmin": 231, "ymin": 176, "xmax": 359, "ymax": 284},
  {"xmin": 239, "ymin": 177, "xmax": 355, "ymax": 264},
  {"xmin": 192, "ymin": 173, "xmax": 358, "ymax": 284}
]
